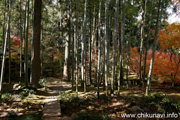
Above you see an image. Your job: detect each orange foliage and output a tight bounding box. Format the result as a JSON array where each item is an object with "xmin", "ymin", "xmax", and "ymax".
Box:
[
  {"xmin": 130, "ymin": 47, "xmax": 180, "ymax": 85},
  {"xmin": 158, "ymin": 23, "xmax": 180, "ymax": 51}
]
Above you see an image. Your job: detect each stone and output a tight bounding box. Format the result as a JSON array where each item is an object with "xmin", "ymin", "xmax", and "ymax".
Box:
[
  {"xmin": 71, "ymin": 113, "xmax": 78, "ymax": 120},
  {"xmin": 128, "ymin": 106, "xmax": 144, "ymax": 113}
]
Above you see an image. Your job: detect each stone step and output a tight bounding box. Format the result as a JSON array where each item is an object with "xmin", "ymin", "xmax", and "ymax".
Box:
[{"xmin": 42, "ymin": 99, "xmax": 61, "ymax": 120}]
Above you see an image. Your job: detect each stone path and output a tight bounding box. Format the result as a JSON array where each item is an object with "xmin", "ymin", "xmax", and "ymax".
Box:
[{"xmin": 42, "ymin": 80, "xmax": 71, "ymax": 120}]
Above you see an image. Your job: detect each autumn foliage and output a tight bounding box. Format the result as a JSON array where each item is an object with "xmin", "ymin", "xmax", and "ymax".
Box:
[
  {"xmin": 130, "ymin": 23, "xmax": 180, "ymax": 85},
  {"xmin": 130, "ymin": 47, "xmax": 180, "ymax": 85}
]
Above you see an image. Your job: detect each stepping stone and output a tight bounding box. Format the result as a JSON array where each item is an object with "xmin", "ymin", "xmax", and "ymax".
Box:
[{"xmin": 42, "ymin": 99, "xmax": 61, "ymax": 120}]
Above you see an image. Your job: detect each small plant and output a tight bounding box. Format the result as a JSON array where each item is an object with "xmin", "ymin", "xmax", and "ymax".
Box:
[
  {"xmin": 59, "ymin": 92, "xmax": 76, "ymax": 103},
  {"xmin": 1, "ymin": 93, "xmax": 12, "ymax": 103},
  {"xmin": 39, "ymin": 78, "xmax": 47, "ymax": 86},
  {"xmin": 19, "ymin": 87, "xmax": 37, "ymax": 97}
]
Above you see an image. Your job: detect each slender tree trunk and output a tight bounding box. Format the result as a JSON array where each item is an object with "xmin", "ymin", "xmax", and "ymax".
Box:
[
  {"xmin": 24, "ymin": 2, "xmax": 27, "ymax": 75},
  {"xmin": 25, "ymin": 0, "xmax": 30, "ymax": 87},
  {"xmin": 143, "ymin": 0, "xmax": 154, "ymax": 87},
  {"xmin": 146, "ymin": 0, "xmax": 162, "ymax": 96},
  {"xmin": 105, "ymin": 0, "xmax": 109, "ymax": 96},
  {"xmin": 97, "ymin": 0, "xmax": 102, "ymax": 98},
  {"xmin": 91, "ymin": 7, "xmax": 96, "ymax": 62},
  {"xmin": 140, "ymin": 0, "xmax": 147, "ymax": 88},
  {"xmin": 30, "ymin": 0, "xmax": 34, "ymax": 85},
  {"xmin": 75, "ymin": 0, "xmax": 79, "ymax": 94},
  {"xmin": 111, "ymin": 0, "xmax": 119, "ymax": 94},
  {"xmin": 81, "ymin": 0, "xmax": 87, "ymax": 92},
  {"xmin": 8, "ymin": 0, "xmax": 12, "ymax": 84},
  {"xmin": 2, "ymin": 0, "xmax": 6, "ymax": 52},
  {"xmin": 32, "ymin": 0, "xmax": 42, "ymax": 87},
  {"xmin": 126, "ymin": 28, "xmax": 131, "ymax": 88},
  {"xmin": 63, "ymin": 1, "xmax": 71, "ymax": 81},
  {"xmin": 0, "ymin": 0, "xmax": 11, "ymax": 99},
  {"xmin": 19, "ymin": 0, "xmax": 23, "ymax": 83},
  {"xmin": 89, "ymin": 2, "xmax": 92, "ymax": 85},
  {"xmin": 69, "ymin": 0, "xmax": 74, "ymax": 90},
  {"xmin": 119, "ymin": 0, "xmax": 126, "ymax": 94}
]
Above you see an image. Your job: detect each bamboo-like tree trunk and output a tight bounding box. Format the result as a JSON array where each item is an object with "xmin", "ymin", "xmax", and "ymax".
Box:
[{"xmin": 146, "ymin": 0, "xmax": 162, "ymax": 96}]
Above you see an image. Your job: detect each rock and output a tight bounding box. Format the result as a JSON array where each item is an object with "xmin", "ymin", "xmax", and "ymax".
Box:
[
  {"xmin": 128, "ymin": 106, "xmax": 144, "ymax": 113},
  {"xmin": 13, "ymin": 84, "xmax": 21, "ymax": 90},
  {"xmin": 71, "ymin": 113, "xmax": 78, "ymax": 120}
]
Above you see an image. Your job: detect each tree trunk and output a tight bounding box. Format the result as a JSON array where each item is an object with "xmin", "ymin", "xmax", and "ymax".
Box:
[
  {"xmin": 81, "ymin": 0, "xmax": 87, "ymax": 92},
  {"xmin": 2, "ymin": 0, "xmax": 6, "ymax": 53},
  {"xmin": 105, "ymin": 0, "xmax": 109, "ymax": 96},
  {"xmin": 75, "ymin": 0, "xmax": 79, "ymax": 94},
  {"xmin": 30, "ymin": 0, "xmax": 34, "ymax": 85},
  {"xmin": 32, "ymin": 0, "xmax": 42, "ymax": 87},
  {"xmin": 25, "ymin": 0, "xmax": 30, "ymax": 87},
  {"xmin": 19, "ymin": 0, "xmax": 23, "ymax": 83},
  {"xmin": 143, "ymin": 0, "xmax": 154, "ymax": 87},
  {"xmin": 89, "ymin": 2, "xmax": 92, "ymax": 85},
  {"xmin": 126, "ymin": 29, "xmax": 131, "ymax": 88},
  {"xmin": 0, "ymin": 0, "xmax": 11, "ymax": 98},
  {"xmin": 91, "ymin": 7, "xmax": 96, "ymax": 63},
  {"xmin": 111, "ymin": 0, "xmax": 119, "ymax": 94},
  {"xmin": 8, "ymin": 0, "xmax": 12, "ymax": 84},
  {"xmin": 69, "ymin": 0, "xmax": 73, "ymax": 90},
  {"xmin": 119, "ymin": 0, "xmax": 126, "ymax": 94},
  {"xmin": 140, "ymin": 0, "xmax": 147, "ymax": 88},
  {"xmin": 97, "ymin": 0, "xmax": 102, "ymax": 98},
  {"xmin": 146, "ymin": 0, "xmax": 162, "ymax": 96},
  {"xmin": 63, "ymin": 0, "xmax": 71, "ymax": 81}
]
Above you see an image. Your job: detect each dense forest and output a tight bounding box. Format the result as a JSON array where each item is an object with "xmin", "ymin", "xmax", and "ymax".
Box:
[{"xmin": 0, "ymin": 0, "xmax": 180, "ymax": 119}]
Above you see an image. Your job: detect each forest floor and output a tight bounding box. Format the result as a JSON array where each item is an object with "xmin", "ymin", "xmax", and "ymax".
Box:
[
  {"xmin": 0, "ymin": 77, "xmax": 71, "ymax": 120},
  {"xmin": 60, "ymin": 83, "xmax": 180, "ymax": 120},
  {"xmin": 0, "ymin": 78, "xmax": 180, "ymax": 120}
]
